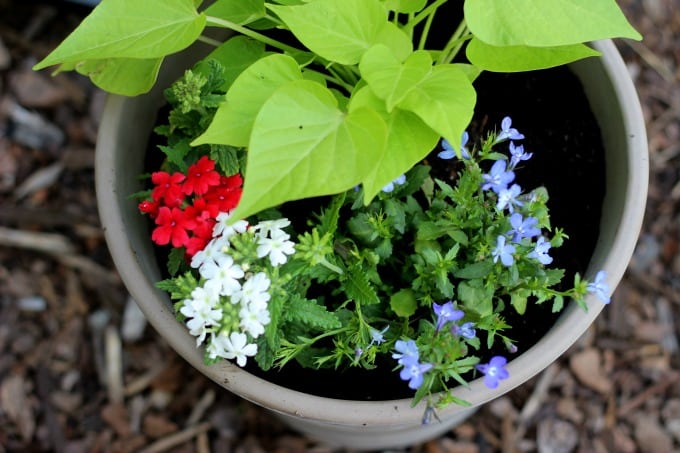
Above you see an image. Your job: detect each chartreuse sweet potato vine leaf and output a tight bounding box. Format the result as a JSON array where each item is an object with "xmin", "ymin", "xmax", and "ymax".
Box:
[
  {"xmin": 193, "ymin": 54, "xmax": 302, "ymax": 148},
  {"xmin": 269, "ymin": 0, "xmax": 412, "ymax": 65},
  {"xmin": 203, "ymin": 0, "xmax": 266, "ymax": 25},
  {"xmin": 74, "ymin": 57, "xmax": 164, "ymax": 96},
  {"xmin": 382, "ymin": 0, "xmax": 428, "ymax": 14},
  {"xmin": 193, "ymin": 36, "xmax": 266, "ymax": 92},
  {"xmin": 34, "ymin": 0, "xmax": 206, "ymax": 69},
  {"xmin": 464, "ymin": 0, "xmax": 642, "ymax": 47},
  {"xmin": 397, "ymin": 65, "xmax": 476, "ymax": 152},
  {"xmin": 349, "ymin": 87, "xmax": 439, "ymax": 202},
  {"xmin": 359, "ymin": 45, "xmax": 433, "ymax": 112},
  {"xmin": 230, "ymin": 79, "xmax": 387, "ymax": 221},
  {"xmin": 466, "ymin": 39, "xmax": 601, "ymax": 72}
]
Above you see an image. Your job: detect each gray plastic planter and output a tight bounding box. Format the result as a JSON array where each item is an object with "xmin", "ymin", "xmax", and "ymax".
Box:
[{"xmin": 95, "ymin": 40, "xmax": 647, "ymax": 450}]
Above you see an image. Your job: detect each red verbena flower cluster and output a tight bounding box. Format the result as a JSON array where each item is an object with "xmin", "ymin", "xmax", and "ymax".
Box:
[{"xmin": 138, "ymin": 156, "xmax": 243, "ymax": 256}]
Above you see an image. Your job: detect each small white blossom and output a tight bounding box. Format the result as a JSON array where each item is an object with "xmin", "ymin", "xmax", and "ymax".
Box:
[
  {"xmin": 231, "ymin": 272, "xmax": 271, "ymax": 306},
  {"xmin": 180, "ymin": 286, "xmax": 222, "ymax": 346},
  {"xmin": 239, "ymin": 301, "xmax": 271, "ymax": 338},
  {"xmin": 213, "ymin": 211, "xmax": 249, "ymax": 239},
  {"xmin": 257, "ymin": 230, "xmax": 295, "ymax": 266},
  {"xmin": 191, "ymin": 235, "xmax": 229, "ymax": 270},
  {"xmin": 201, "ymin": 255, "xmax": 244, "ymax": 296},
  {"xmin": 212, "ymin": 331, "xmax": 258, "ymax": 366},
  {"xmin": 254, "ymin": 218, "xmax": 291, "ymax": 238}
]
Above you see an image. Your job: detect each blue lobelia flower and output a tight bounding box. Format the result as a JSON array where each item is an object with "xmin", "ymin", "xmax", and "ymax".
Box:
[
  {"xmin": 494, "ymin": 116, "xmax": 525, "ymax": 144},
  {"xmin": 482, "ymin": 160, "xmax": 515, "ymax": 194},
  {"xmin": 508, "ymin": 212, "xmax": 541, "ymax": 242},
  {"xmin": 399, "ymin": 356, "xmax": 434, "ymax": 390},
  {"xmin": 452, "ymin": 321, "xmax": 476, "ymax": 339},
  {"xmin": 508, "ymin": 141, "xmax": 533, "ymax": 170},
  {"xmin": 392, "ymin": 339, "xmax": 420, "ymax": 365},
  {"xmin": 528, "ymin": 236, "xmax": 553, "ymax": 265},
  {"xmin": 475, "ymin": 355, "xmax": 510, "ymax": 389},
  {"xmin": 433, "ymin": 301, "xmax": 464, "ymax": 331},
  {"xmin": 496, "ymin": 184, "xmax": 523, "ymax": 212},
  {"xmin": 492, "ymin": 235, "xmax": 515, "ymax": 267},
  {"xmin": 587, "ymin": 270, "xmax": 611, "ymax": 304},
  {"xmin": 381, "ymin": 174, "xmax": 407, "ymax": 193},
  {"xmin": 438, "ymin": 132, "xmax": 470, "ymax": 160}
]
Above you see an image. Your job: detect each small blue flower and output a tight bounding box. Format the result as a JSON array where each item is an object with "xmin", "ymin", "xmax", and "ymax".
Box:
[
  {"xmin": 399, "ymin": 356, "xmax": 433, "ymax": 390},
  {"xmin": 508, "ymin": 142, "xmax": 532, "ymax": 170},
  {"xmin": 492, "ymin": 235, "xmax": 515, "ymax": 267},
  {"xmin": 476, "ymin": 355, "xmax": 510, "ymax": 389},
  {"xmin": 508, "ymin": 213, "xmax": 541, "ymax": 242},
  {"xmin": 587, "ymin": 270, "xmax": 610, "ymax": 304},
  {"xmin": 496, "ymin": 184, "xmax": 523, "ymax": 212},
  {"xmin": 392, "ymin": 339, "xmax": 419, "ymax": 365},
  {"xmin": 368, "ymin": 325, "xmax": 389, "ymax": 346},
  {"xmin": 494, "ymin": 116, "xmax": 525, "ymax": 144},
  {"xmin": 438, "ymin": 132, "xmax": 470, "ymax": 160},
  {"xmin": 381, "ymin": 174, "xmax": 407, "ymax": 193},
  {"xmin": 433, "ymin": 301, "xmax": 464, "ymax": 331},
  {"xmin": 452, "ymin": 321, "xmax": 476, "ymax": 339},
  {"xmin": 528, "ymin": 236, "xmax": 553, "ymax": 265},
  {"xmin": 482, "ymin": 160, "xmax": 515, "ymax": 194}
]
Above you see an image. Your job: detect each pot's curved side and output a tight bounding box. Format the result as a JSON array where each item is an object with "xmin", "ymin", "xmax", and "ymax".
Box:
[{"xmin": 96, "ymin": 40, "xmax": 647, "ymax": 450}]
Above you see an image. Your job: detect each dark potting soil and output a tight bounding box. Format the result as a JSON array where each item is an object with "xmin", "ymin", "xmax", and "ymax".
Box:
[{"xmin": 238, "ymin": 65, "xmax": 605, "ymax": 400}]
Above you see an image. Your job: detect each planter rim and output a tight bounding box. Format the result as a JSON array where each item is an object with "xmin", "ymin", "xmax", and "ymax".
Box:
[{"xmin": 95, "ymin": 39, "xmax": 648, "ymax": 427}]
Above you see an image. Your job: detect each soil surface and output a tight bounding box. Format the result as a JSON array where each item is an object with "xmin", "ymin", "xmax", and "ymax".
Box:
[{"xmin": 1, "ymin": 0, "xmax": 679, "ymax": 452}]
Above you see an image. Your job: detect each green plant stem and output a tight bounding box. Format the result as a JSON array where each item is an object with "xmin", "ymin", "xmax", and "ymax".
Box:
[
  {"xmin": 205, "ymin": 15, "xmax": 300, "ymax": 54},
  {"xmin": 417, "ymin": 8, "xmax": 436, "ymax": 50},
  {"xmin": 197, "ymin": 35, "xmax": 223, "ymax": 47},
  {"xmin": 404, "ymin": 0, "xmax": 448, "ymax": 34},
  {"xmin": 437, "ymin": 20, "xmax": 470, "ymax": 64}
]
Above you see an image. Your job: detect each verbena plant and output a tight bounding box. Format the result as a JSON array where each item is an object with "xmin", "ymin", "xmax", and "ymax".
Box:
[{"xmin": 35, "ymin": 0, "xmax": 636, "ymax": 412}]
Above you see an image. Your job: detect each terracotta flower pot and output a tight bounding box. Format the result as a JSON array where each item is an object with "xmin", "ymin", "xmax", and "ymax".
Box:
[{"xmin": 95, "ymin": 39, "xmax": 647, "ymax": 450}]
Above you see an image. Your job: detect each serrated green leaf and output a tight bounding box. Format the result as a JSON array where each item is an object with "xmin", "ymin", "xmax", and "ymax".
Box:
[
  {"xmin": 209, "ymin": 145, "xmax": 241, "ymax": 175},
  {"xmin": 167, "ymin": 247, "xmax": 186, "ymax": 276},
  {"xmin": 192, "ymin": 54, "xmax": 302, "ymax": 148},
  {"xmin": 464, "ymin": 0, "xmax": 641, "ymax": 47},
  {"xmin": 159, "ymin": 140, "xmax": 192, "ymax": 172},
  {"xmin": 458, "ymin": 280, "xmax": 493, "ymax": 317},
  {"xmin": 467, "ymin": 39, "xmax": 601, "ymax": 72},
  {"xmin": 454, "ymin": 260, "xmax": 494, "ymax": 280},
  {"xmin": 204, "ymin": 0, "xmax": 265, "ymax": 25},
  {"xmin": 398, "ymin": 64, "xmax": 476, "ymax": 150},
  {"xmin": 510, "ymin": 289, "xmax": 530, "ymax": 315},
  {"xmin": 269, "ymin": 0, "xmax": 411, "ymax": 65},
  {"xmin": 343, "ymin": 266, "xmax": 380, "ymax": 306},
  {"xmin": 285, "ymin": 297, "xmax": 342, "ymax": 329},
  {"xmin": 230, "ymin": 79, "xmax": 387, "ymax": 220},
  {"xmin": 35, "ymin": 0, "xmax": 206, "ymax": 69}
]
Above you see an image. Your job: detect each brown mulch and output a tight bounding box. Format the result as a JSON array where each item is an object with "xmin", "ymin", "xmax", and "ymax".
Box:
[{"xmin": 0, "ymin": 0, "xmax": 678, "ymax": 451}]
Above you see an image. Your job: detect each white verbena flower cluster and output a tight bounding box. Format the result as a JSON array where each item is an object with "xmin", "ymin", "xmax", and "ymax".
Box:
[{"xmin": 179, "ymin": 212, "xmax": 295, "ymax": 366}]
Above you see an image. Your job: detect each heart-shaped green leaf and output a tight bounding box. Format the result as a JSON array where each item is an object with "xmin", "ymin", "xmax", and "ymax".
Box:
[
  {"xmin": 398, "ymin": 65, "xmax": 476, "ymax": 150},
  {"xmin": 192, "ymin": 54, "xmax": 302, "ymax": 147},
  {"xmin": 349, "ymin": 87, "xmax": 439, "ymax": 202},
  {"xmin": 194, "ymin": 36, "xmax": 266, "ymax": 92},
  {"xmin": 467, "ymin": 38, "xmax": 601, "ymax": 72},
  {"xmin": 203, "ymin": 0, "xmax": 265, "ymax": 25},
  {"xmin": 231, "ymin": 80, "xmax": 387, "ymax": 220},
  {"xmin": 359, "ymin": 45, "xmax": 433, "ymax": 111},
  {"xmin": 464, "ymin": 0, "xmax": 641, "ymax": 47},
  {"xmin": 382, "ymin": 0, "xmax": 427, "ymax": 14},
  {"xmin": 269, "ymin": 0, "xmax": 411, "ymax": 65},
  {"xmin": 73, "ymin": 57, "xmax": 164, "ymax": 96},
  {"xmin": 34, "ymin": 0, "xmax": 205, "ymax": 69}
]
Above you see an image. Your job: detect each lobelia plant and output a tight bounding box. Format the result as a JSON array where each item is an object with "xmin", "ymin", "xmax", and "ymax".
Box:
[{"xmin": 35, "ymin": 0, "xmax": 639, "ymax": 415}]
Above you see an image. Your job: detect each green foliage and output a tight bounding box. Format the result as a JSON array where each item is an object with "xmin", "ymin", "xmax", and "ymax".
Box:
[{"xmin": 35, "ymin": 0, "xmax": 640, "ymax": 221}]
